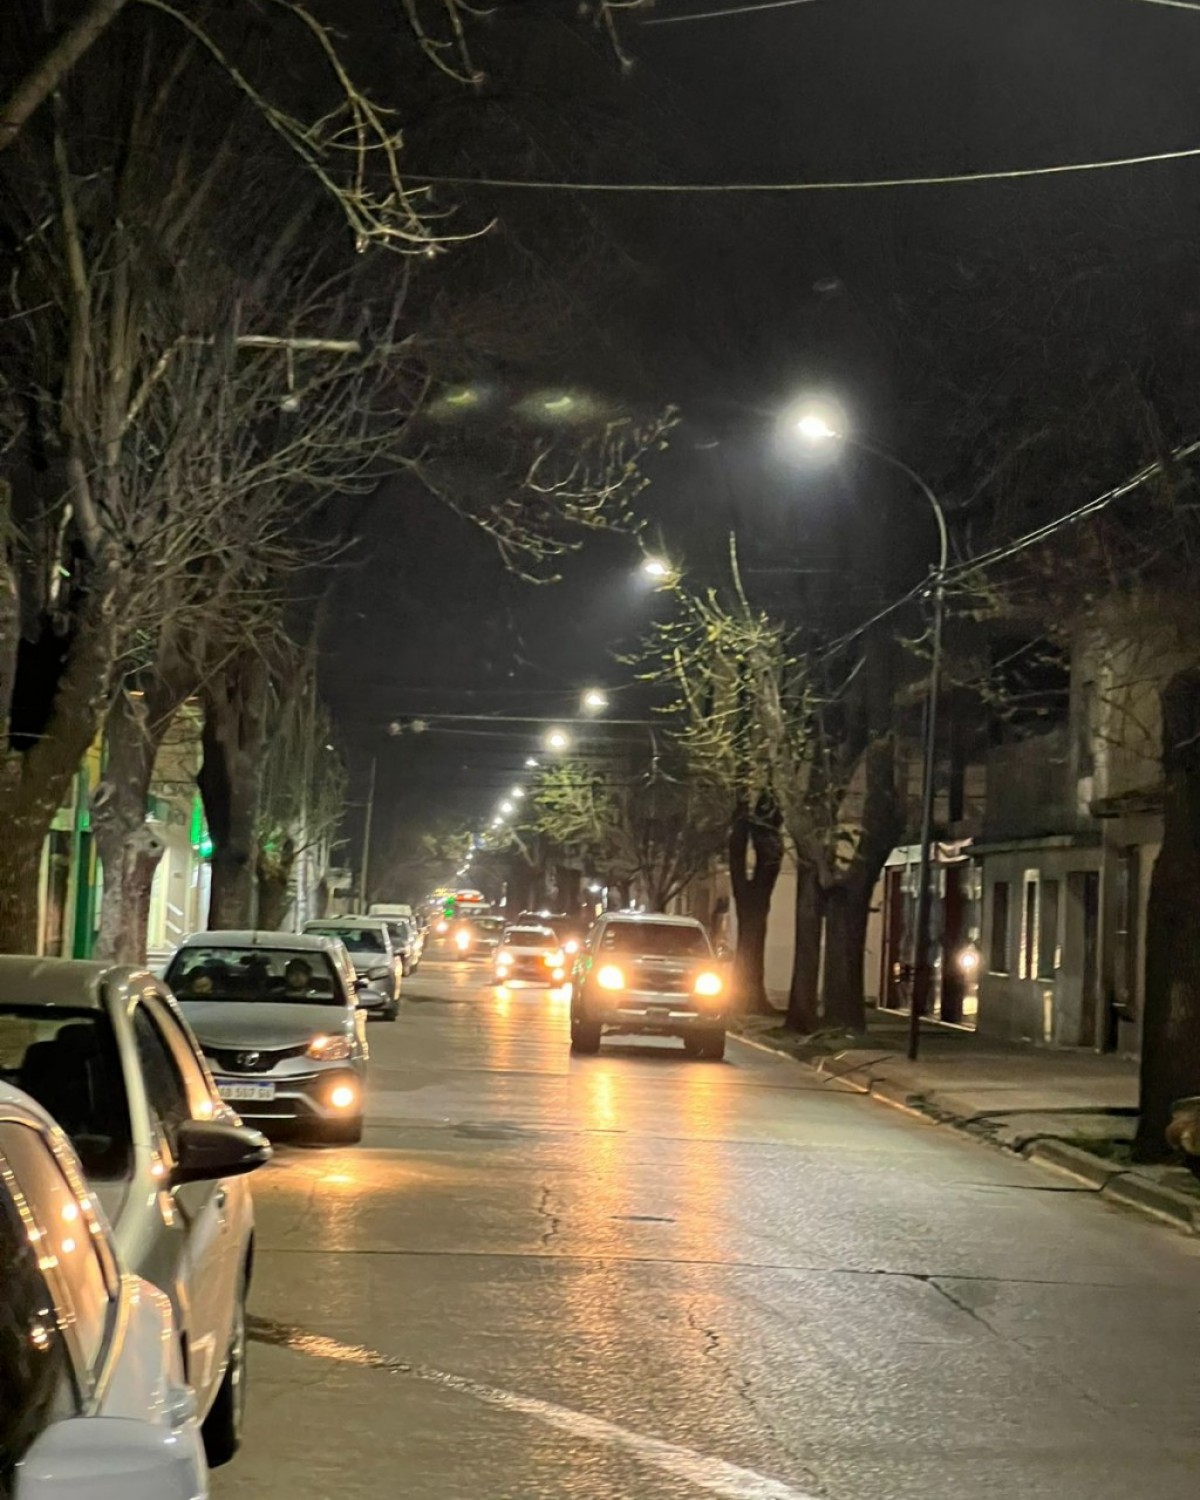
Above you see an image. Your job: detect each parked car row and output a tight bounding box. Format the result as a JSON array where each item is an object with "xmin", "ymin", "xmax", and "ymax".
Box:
[{"xmin": 0, "ymin": 911, "xmax": 416, "ymax": 1497}]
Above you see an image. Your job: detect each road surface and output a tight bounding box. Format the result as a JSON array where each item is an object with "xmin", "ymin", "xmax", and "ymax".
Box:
[{"xmin": 215, "ymin": 955, "xmax": 1200, "ymax": 1500}]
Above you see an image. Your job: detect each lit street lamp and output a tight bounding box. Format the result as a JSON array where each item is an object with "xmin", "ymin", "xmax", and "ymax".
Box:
[
  {"xmin": 499, "ymin": 801, "xmax": 514, "ymax": 816},
  {"xmin": 640, "ymin": 554, "xmax": 676, "ymax": 585},
  {"xmin": 545, "ymin": 728, "xmax": 571, "ymax": 753},
  {"xmin": 793, "ymin": 399, "xmax": 948, "ymax": 1063},
  {"xmin": 510, "ymin": 787, "xmax": 526, "ymax": 800},
  {"xmin": 525, "ymin": 757, "xmax": 539, "ymax": 769},
  {"xmin": 581, "ymin": 688, "xmax": 609, "ymax": 714}
]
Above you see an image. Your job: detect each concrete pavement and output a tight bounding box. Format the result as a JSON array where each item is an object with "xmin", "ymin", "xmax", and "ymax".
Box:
[{"xmin": 215, "ymin": 957, "xmax": 1200, "ymax": 1500}]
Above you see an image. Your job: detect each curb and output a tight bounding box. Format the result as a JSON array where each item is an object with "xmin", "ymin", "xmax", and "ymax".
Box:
[{"xmin": 734, "ymin": 1029, "xmax": 1199, "ymax": 1237}]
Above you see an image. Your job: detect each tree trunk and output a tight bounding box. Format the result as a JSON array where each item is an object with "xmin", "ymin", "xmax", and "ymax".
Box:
[
  {"xmin": 1136, "ymin": 667, "xmax": 1200, "ymax": 1160},
  {"xmin": 256, "ymin": 839, "xmax": 295, "ymax": 932},
  {"xmin": 785, "ymin": 859, "xmax": 823, "ymax": 1033},
  {"xmin": 729, "ymin": 796, "xmax": 784, "ymax": 1014},
  {"xmin": 0, "ymin": 807, "xmax": 55, "ymax": 952},
  {"xmin": 93, "ymin": 687, "xmax": 179, "ymax": 964},
  {"xmin": 821, "ymin": 871, "xmax": 873, "ymax": 1031},
  {"xmin": 198, "ymin": 652, "xmax": 269, "ymax": 931}
]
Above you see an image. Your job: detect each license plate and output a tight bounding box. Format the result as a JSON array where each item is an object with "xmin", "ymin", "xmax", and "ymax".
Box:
[{"xmin": 215, "ymin": 1079, "xmax": 276, "ymax": 1103}]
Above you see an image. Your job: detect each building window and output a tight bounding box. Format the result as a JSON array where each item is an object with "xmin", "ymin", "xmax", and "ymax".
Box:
[
  {"xmin": 1037, "ymin": 880, "xmax": 1060, "ymax": 979},
  {"xmin": 1020, "ymin": 875, "xmax": 1039, "ymax": 979},
  {"xmin": 989, "ymin": 881, "xmax": 1010, "ymax": 973}
]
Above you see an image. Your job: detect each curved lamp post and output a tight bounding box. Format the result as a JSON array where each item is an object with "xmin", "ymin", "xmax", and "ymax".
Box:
[{"xmin": 793, "ymin": 404, "xmax": 947, "ymax": 1062}]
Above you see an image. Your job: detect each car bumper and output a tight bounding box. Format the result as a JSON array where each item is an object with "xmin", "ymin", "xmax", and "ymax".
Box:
[
  {"xmin": 207, "ymin": 1062, "xmax": 366, "ymax": 1127},
  {"xmin": 579, "ymin": 990, "xmax": 727, "ymax": 1032},
  {"xmin": 495, "ymin": 960, "xmax": 565, "ymax": 983}
]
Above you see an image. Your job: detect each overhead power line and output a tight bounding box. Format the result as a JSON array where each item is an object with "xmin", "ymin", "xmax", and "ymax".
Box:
[{"xmin": 409, "ymin": 140, "xmax": 1200, "ymax": 195}]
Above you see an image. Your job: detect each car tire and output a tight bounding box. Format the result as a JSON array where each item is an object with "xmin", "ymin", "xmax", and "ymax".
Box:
[
  {"xmin": 320, "ymin": 1116, "xmax": 364, "ymax": 1145},
  {"xmin": 700, "ymin": 1030, "xmax": 726, "ymax": 1062},
  {"xmin": 202, "ymin": 1278, "xmax": 248, "ymax": 1468},
  {"xmin": 570, "ymin": 1015, "xmax": 602, "ymax": 1055}
]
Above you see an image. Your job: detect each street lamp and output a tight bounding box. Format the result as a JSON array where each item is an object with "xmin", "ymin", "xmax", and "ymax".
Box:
[
  {"xmin": 499, "ymin": 801, "xmax": 514, "ymax": 816},
  {"xmin": 581, "ymin": 688, "xmax": 609, "ymax": 714},
  {"xmin": 544, "ymin": 728, "xmax": 571, "ymax": 753},
  {"xmin": 640, "ymin": 555, "xmax": 675, "ymax": 583},
  {"xmin": 793, "ymin": 399, "xmax": 948, "ymax": 1063},
  {"xmin": 510, "ymin": 787, "xmax": 526, "ymax": 799},
  {"xmin": 525, "ymin": 757, "xmax": 539, "ymax": 769}
]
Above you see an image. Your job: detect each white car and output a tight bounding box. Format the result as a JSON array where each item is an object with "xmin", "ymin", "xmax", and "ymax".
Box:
[
  {"xmin": 0, "ymin": 958, "xmax": 270, "ymax": 1468},
  {"xmin": 0, "ymin": 1083, "xmax": 208, "ymax": 1500}
]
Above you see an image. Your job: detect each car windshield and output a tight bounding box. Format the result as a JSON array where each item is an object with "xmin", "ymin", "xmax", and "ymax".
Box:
[
  {"xmin": 308, "ymin": 926, "xmax": 386, "ymax": 955},
  {"xmin": 599, "ymin": 922, "xmax": 711, "ymax": 958},
  {"xmin": 505, "ymin": 927, "xmax": 555, "ymax": 945},
  {"xmin": 0, "ymin": 1007, "xmax": 131, "ymax": 1179},
  {"xmin": 167, "ymin": 947, "xmax": 344, "ymax": 1006}
]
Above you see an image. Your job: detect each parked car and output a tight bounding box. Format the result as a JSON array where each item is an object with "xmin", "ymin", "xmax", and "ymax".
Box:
[
  {"xmin": 376, "ymin": 915, "xmax": 422, "ymax": 976},
  {"xmin": 494, "ymin": 925, "xmax": 567, "ymax": 986},
  {"xmin": 568, "ymin": 913, "xmax": 731, "ymax": 1059},
  {"xmin": 166, "ymin": 932, "xmax": 372, "ymax": 1144},
  {"xmin": 0, "ymin": 957, "xmax": 270, "ymax": 1468},
  {"xmin": 0, "ymin": 1082, "xmax": 209, "ymax": 1500},
  {"xmin": 303, "ymin": 917, "xmax": 402, "ymax": 1009}
]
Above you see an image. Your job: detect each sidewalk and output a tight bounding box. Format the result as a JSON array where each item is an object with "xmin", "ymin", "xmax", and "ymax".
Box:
[{"xmin": 739, "ymin": 1006, "xmax": 1200, "ymax": 1235}]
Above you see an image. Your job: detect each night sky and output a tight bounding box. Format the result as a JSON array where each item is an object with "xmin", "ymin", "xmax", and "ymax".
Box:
[{"xmin": 319, "ymin": 0, "xmax": 1200, "ymax": 886}]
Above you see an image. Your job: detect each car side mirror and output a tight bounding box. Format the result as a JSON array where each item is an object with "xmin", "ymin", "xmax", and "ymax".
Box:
[
  {"xmin": 173, "ymin": 1119, "xmax": 271, "ymax": 1186},
  {"xmin": 353, "ymin": 975, "xmax": 369, "ymax": 991},
  {"xmin": 16, "ymin": 1416, "xmax": 204, "ymax": 1500},
  {"xmin": 356, "ymin": 988, "xmax": 387, "ymax": 1012}
]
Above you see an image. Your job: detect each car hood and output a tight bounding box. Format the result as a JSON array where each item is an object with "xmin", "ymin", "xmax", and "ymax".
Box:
[{"xmin": 180, "ymin": 1000, "xmax": 352, "ymax": 1047}]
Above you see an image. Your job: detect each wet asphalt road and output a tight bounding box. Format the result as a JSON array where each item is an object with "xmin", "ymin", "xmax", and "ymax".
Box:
[{"xmin": 215, "ymin": 955, "xmax": 1200, "ymax": 1500}]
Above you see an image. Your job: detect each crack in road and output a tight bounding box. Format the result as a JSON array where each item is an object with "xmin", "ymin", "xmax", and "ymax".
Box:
[{"xmin": 536, "ymin": 1184, "xmax": 561, "ymax": 1247}]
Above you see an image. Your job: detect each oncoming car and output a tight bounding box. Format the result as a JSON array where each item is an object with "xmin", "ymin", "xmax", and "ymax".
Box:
[
  {"xmin": 493, "ymin": 926, "xmax": 566, "ymax": 986},
  {"xmin": 452, "ymin": 914, "xmax": 505, "ymax": 960},
  {"xmin": 569, "ymin": 914, "xmax": 730, "ymax": 1060},
  {"xmin": 166, "ymin": 932, "xmax": 370, "ymax": 1144},
  {"xmin": 0, "ymin": 1084, "xmax": 209, "ymax": 1500}
]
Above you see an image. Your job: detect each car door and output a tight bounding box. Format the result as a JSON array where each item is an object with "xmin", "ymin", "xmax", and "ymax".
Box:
[{"xmin": 129, "ymin": 995, "xmax": 239, "ymax": 1413}]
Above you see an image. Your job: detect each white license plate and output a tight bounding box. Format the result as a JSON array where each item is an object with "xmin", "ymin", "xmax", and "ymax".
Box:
[{"xmin": 216, "ymin": 1079, "xmax": 276, "ymax": 1103}]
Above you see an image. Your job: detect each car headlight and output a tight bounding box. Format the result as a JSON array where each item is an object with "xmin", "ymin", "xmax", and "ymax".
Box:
[
  {"xmin": 596, "ymin": 964, "xmax": 625, "ymax": 991},
  {"xmin": 366, "ymin": 965, "xmax": 390, "ymax": 980},
  {"xmin": 693, "ymin": 971, "xmax": 723, "ymax": 998},
  {"xmin": 435, "ymin": 919, "xmax": 449, "ymax": 934},
  {"xmin": 564, "ymin": 939, "xmax": 579, "ymax": 955},
  {"xmin": 308, "ymin": 1034, "xmax": 353, "ymax": 1061},
  {"xmin": 455, "ymin": 930, "xmax": 471, "ymax": 950},
  {"xmin": 544, "ymin": 950, "xmax": 564, "ymax": 968},
  {"xmin": 497, "ymin": 948, "xmax": 513, "ymax": 965}
]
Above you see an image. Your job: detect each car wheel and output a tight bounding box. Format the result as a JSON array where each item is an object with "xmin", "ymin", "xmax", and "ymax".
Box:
[
  {"xmin": 319, "ymin": 1116, "xmax": 364, "ymax": 1145},
  {"xmin": 202, "ymin": 1277, "xmax": 248, "ymax": 1467},
  {"xmin": 570, "ymin": 1015, "xmax": 602, "ymax": 1055},
  {"xmin": 700, "ymin": 1030, "xmax": 726, "ymax": 1062}
]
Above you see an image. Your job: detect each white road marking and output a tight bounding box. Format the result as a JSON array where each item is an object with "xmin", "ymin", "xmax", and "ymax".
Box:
[{"xmin": 252, "ymin": 1319, "xmax": 820, "ymax": 1500}]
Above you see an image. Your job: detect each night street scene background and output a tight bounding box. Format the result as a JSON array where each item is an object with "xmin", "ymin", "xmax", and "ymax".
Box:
[{"xmin": 3, "ymin": 4, "xmax": 1200, "ymax": 1499}]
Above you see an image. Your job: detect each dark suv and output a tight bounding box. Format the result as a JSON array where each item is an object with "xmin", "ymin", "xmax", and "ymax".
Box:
[{"xmin": 569, "ymin": 914, "xmax": 730, "ymax": 1060}]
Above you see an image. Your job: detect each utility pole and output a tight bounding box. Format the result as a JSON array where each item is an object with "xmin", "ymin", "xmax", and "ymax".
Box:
[
  {"xmin": 359, "ymin": 756, "xmax": 377, "ymax": 911},
  {"xmin": 908, "ymin": 570, "xmax": 946, "ymax": 1061}
]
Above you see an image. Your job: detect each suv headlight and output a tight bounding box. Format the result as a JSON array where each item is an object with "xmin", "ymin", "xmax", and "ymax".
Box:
[
  {"xmin": 543, "ymin": 950, "xmax": 565, "ymax": 968},
  {"xmin": 308, "ymin": 1033, "xmax": 353, "ymax": 1061},
  {"xmin": 596, "ymin": 964, "xmax": 625, "ymax": 991},
  {"xmin": 693, "ymin": 971, "xmax": 723, "ymax": 998}
]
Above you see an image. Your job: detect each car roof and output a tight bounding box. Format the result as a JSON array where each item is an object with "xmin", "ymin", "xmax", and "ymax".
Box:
[
  {"xmin": 599, "ymin": 913, "xmax": 705, "ymax": 927},
  {"xmin": 175, "ymin": 930, "xmax": 341, "ymax": 953},
  {"xmin": 0, "ymin": 955, "xmax": 113, "ymax": 1011},
  {"xmin": 305, "ymin": 916, "xmax": 388, "ymax": 931}
]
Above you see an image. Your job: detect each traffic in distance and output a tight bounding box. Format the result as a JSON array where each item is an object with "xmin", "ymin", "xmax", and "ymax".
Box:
[{"xmin": 0, "ymin": 892, "xmax": 733, "ymax": 1498}]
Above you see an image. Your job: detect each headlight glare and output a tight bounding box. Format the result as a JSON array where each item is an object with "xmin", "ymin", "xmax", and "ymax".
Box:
[
  {"xmin": 596, "ymin": 964, "xmax": 625, "ymax": 991},
  {"xmin": 308, "ymin": 1033, "xmax": 352, "ymax": 1061},
  {"xmin": 693, "ymin": 971, "xmax": 723, "ymax": 998}
]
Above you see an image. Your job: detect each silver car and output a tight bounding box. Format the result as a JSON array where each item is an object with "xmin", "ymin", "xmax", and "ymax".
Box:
[
  {"xmin": 569, "ymin": 914, "xmax": 732, "ymax": 1060},
  {"xmin": 0, "ymin": 958, "xmax": 269, "ymax": 1469},
  {"xmin": 166, "ymin": 932, "xmax": 370, "ymax": 1144}
]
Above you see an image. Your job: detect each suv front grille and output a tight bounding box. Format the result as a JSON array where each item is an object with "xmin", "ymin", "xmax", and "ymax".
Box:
[{"xmin": 206, "ymin": 1042, "xmax": 309, "ymax": 1074}]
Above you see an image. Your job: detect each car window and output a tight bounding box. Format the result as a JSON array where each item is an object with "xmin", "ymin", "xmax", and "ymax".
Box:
[
  {"xmin": 144, "ymin": 997, "xmax": 216, "ymax": 1120},
  {"xmin": 133, "ymin": 1007, "xmax": 192, "ymax": 1154},
  {"xmin": 167, "ymin": 946, "xmax": 343, "ymax": 1004},
  {"xmin": 0, "ymin": 1008, "xmax": 131, "ymax": 1180},
  {"xmin": 505, "ymin": 927, "xmax": 555, "ymax": 944},
  {"xmin": 0, "ymin": 1123, "xmax": 114, "ymax": 1379},
  {"xmin": 599, "ymin": 922, "xmax": 711, "ymax": 958},
  {"xmin": 306, "ymin": 926, "xmax": 387, "ymax": 955},
  {"xmin": 0, "ymin": 1162, "xmax": 76, "ymax": 1493}
]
